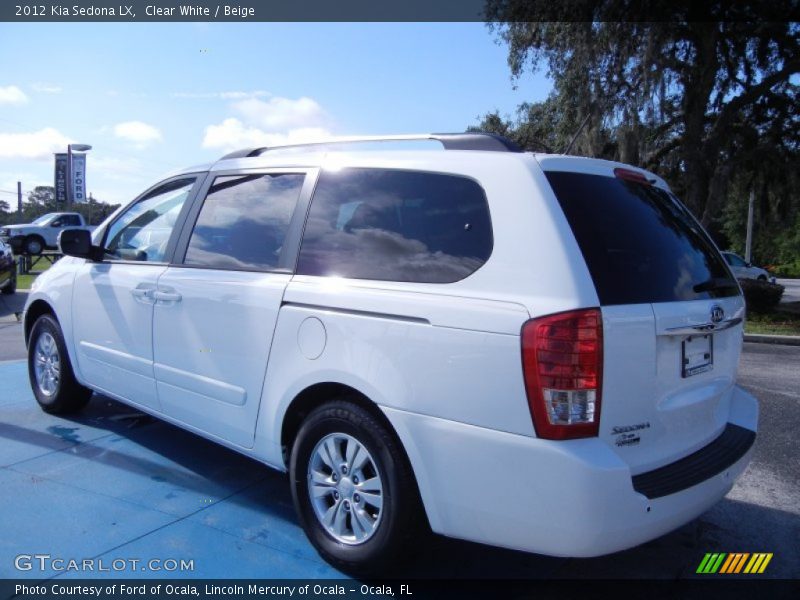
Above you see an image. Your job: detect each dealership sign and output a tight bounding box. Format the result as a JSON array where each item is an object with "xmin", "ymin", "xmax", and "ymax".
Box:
[
  {"xmin": 54, "ymin": 153, "xmax": 68, "ymax": 204},
  {"xmin": 54, "ymin": 152, "xmax": 89, "ymax": 204},
  {"xmin": 71, "ymin": 153, "xmax": 87, "ymax": 203}
]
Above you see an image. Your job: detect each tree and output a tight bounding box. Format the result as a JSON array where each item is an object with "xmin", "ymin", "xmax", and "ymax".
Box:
[
  {"xmin": 26, "ymin": 186, "xmax": 56, "ymax": 209},
  {"xmin": 69, "ymin": 197, "xmax": 121, "ymax": 225},
  {"xmin": 18, "ymin": 186, "xmax": 120, "ymax": 226},
  {"xmin": 23, "ymin": 186, "xmax": 57, "ymax": 221},
  {"xmin": 481, "ymin": 2, "xmax": 800, "ymax": 231},
  {"xmin": 0, "ymin": 199, "xmax": 10, "ymax": 225}
]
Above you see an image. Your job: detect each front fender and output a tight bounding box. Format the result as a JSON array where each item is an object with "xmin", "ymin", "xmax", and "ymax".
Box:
[{"xmin": 23, "ymin": 258, "xmax": 83, "ymax": 380}]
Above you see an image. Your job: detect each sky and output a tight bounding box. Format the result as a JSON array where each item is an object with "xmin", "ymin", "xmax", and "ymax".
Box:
[{"xmin": 0, "ymin": 22, "xmax": 552, "ymax": 207}]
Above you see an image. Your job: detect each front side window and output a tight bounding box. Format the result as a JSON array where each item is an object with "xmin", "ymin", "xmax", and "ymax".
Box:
[
  {"xmin": 104, "ymin": 177, "xmax": 196, "ymax": 262},
  {"xmin": 184, "ymin": 173, "xmax": 305, "ymax": 271},
  {"xmin": 297, "ymin": 168, "xmax": 493, "ymax": 283}
]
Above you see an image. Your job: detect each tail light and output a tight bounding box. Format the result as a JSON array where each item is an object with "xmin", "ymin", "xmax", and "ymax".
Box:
[{"xmin": 521, "ymin": 308, "xmax": 603, "ymax": 440}]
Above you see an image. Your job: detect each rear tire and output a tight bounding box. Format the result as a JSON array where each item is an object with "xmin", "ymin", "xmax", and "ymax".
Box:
[
  {"xmin": 289, "ymin": 400, "xmax": 421, "ymax": 575},
  {"xmin": 28, "ymin": 314, "xmax": 92, "ymax": 414}
]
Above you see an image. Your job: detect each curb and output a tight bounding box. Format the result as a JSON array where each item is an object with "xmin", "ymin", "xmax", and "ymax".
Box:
[{"xmin": 744, "ymin": 334, "xmax": 800, "ymax": 346}]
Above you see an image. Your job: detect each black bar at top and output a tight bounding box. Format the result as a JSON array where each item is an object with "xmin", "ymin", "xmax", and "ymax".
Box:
[{"xmin": 2, "ymin": 0, "xmax": 798, "ymax": 23}]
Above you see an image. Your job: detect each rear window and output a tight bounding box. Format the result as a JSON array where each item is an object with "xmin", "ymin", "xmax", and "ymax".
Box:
[{"xmin": 546, "ymin": 171, "xmax": 738, "ymax": 305}]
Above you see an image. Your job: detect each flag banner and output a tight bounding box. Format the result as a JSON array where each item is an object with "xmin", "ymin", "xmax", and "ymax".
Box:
[
  {"xmin": 54, "ymin": 153, "xmax": 68, "ymax": 205},
  {"xmin": 71, "ymin": 153, "xmax": 87, "ymax": 203}
]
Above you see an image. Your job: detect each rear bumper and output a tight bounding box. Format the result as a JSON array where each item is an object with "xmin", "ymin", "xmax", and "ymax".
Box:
[
  {"xmin": 632, "ymin": 423, "xmax": 755, "ymax": 499},
  {"xmin": 383, "ymin": 384, "xmax": 757, "ymax": 558}
]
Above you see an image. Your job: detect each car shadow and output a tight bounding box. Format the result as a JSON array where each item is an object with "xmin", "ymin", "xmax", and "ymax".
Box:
[
  {"xmin": 1, "ymin": 395, "xmax": 796, "ymax": 579},
  {"xmin": 0, "ymin": 289, "xmax": 26, "ymax": 320}
]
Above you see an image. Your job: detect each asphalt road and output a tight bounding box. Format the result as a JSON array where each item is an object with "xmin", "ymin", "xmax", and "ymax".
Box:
[
  {"xmin": 0, "ymin": 289, "xmax": 25, "ymax": 362},
  {"xmin": 777, "ymin": 278, "xmax": 800, "ymax": 303},
  {"xmin": 0, "ymin": 290, "xmax": 798, "ymax": 579}
]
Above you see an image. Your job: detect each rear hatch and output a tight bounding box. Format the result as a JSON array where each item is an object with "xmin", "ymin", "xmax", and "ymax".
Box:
[{"xmin": 542, "ymin": 162, "xmax": 744, "ymax": 474}]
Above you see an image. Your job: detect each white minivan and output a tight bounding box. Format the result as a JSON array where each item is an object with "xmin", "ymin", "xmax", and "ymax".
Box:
[{"xmin": 24, "ymin": 133, "xmax": 757, "ymax": 573}]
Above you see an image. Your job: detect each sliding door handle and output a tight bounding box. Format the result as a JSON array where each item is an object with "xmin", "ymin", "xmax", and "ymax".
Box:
[{"xmin": 153, "ymin": 290, "xmax": 182, "ymax": 303}]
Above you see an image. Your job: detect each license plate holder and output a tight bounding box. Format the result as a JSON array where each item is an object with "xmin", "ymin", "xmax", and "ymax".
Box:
[{"xmin": 682, "ymin": 334, "xmax": 713, "ymax": 378}]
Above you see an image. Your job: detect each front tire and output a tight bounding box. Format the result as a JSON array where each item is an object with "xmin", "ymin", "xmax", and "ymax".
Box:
[
  {"xmin": 290, "ymin": 400, "xmax": 421, "ymax": 575},
  {"xmin": 28, "ymin": 314, "xmax": 92, "ymax": 414},
  {"xmin": 24, "ymin": 235, "xmax": 44, "ymax": 256}
]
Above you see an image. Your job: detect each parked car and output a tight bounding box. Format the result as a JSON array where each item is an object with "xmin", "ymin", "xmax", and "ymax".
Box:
[
  {"xmin": 23, "ymin": 133, "xmax": 758, "ymax": 573},
  {"xmin": 1, "ymin": 212, "xmax": 96, "ymax": 255},
  {"xmin": 722, "ymin": 251, "xmax": 770, "ymax": 281},
  {"xmin": 0, "ymin": 238, "xmax": 15, "ymax": 295}
]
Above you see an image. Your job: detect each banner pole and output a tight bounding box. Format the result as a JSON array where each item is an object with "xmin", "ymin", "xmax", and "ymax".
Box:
[{"xmin": 67, "ymin": 144, "xmax": 73, "ymax": 206}]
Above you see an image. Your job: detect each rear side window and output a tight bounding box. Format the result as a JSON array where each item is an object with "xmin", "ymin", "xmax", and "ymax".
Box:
[
  {"xmin": 546, "ymin": 171, "xmax": 738, "ymax": 305},
  {"xmin": 59, "ymin": 215, "xmax": 81, "ymax": 226},
  {"xmin": 184, "ymin": 173, "xmax": 304, "ymax": 271},
  {"xmin": 297, "ymin": 168, "xmax": 492, "ymax": 283}
]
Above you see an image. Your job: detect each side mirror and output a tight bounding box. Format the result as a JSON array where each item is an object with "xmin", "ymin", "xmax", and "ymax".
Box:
[
  {"xmin": 59, "ymin": 229, "xmax": 100, "ymax": 260},
  {"xmin": 51, "ymin": 221, "xmax": 62, "ymax": 227},
  {"xmin": 745, "ymin": 262, "xmax": 752, "ymax": 268}
]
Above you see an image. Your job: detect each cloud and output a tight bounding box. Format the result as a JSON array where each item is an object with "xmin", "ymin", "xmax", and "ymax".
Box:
[
  {"xmin": 113, "ymin": 121, "xmax": 163, "ymax": 147},
  {"xmin": 0, "ymin": 128, "xmax": 71, "ymax": 159},
  {"xmin": 232, "ymin": 96, "xmax": 326, "ymax": 130},
  {"xmin": 201, "ymin": 94, "xmax": 332, "ymax": 152},
  {"xmin": 0, "ymin": 85, "xmax": 28, "ymax": 104},
  {"xmin": 90, "ymin": 156, "xmax": 146, "ymax": 180},
  {"xmin": 202, "ymin": 118, "xmax": 331, "ymax": 152},
  {"xmin": 31, "ymin": 83, "xmax": 62, "ymax": 94},
  {"xmin": 172, "ymin": 90, "xmax": 270, "ymax": 100},
  {"xmin": 0, "ymin": 172, "xmax": 39, "ymax": 193}
]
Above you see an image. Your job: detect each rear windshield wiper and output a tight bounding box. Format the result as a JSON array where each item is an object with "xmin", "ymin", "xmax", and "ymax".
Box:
[{"xmin": 693, "ymin": 277, "xmax": 739, "ymax": 293}]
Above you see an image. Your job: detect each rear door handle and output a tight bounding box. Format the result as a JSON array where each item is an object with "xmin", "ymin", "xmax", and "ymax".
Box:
[{"xmin": 153, "ymin": 290, "xmax": 182, "ymax": 303}]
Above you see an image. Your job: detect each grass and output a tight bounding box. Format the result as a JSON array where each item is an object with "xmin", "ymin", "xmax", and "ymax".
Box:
[
  {"xmin": 16, "ymin": 256, "xmax": 53, "ymax": 290},
  {"xmin": 744, "ymin": 302, "xmax": 800, "ymax": 336}
]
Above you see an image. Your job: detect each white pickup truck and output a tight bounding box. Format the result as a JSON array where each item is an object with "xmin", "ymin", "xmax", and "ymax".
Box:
[{"xmin": 0, "ymin": 212, "xmax": 96, "ymax": 255}]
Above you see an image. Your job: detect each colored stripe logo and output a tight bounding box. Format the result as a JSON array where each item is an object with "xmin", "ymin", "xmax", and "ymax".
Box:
[{"xmin": 697, "ymin": 553, "xmax": 773, "ymax": 574}]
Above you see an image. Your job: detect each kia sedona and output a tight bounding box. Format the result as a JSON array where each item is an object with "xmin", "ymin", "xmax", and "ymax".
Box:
[{"xmin": 24, "ymin": 133, "xmax": 757, "ymax": 573}]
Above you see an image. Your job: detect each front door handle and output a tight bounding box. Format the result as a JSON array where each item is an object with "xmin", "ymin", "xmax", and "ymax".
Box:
[
  {"xmin": 153, "ymin": 290, "xmax": 182, "ymax": 303},
  {"xmin": 130, "ymin": 288, "xmax": 153, "ymax": 300}
]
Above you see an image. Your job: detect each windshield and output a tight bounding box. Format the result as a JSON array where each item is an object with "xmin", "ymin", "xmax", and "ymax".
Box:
[
  {"xmin": 546, "ymin": 171, "xmax": 739, "ymax": 305},
  {"xmin": 31, "ymin": 215, "xmax": 55, "ymax": 226}
]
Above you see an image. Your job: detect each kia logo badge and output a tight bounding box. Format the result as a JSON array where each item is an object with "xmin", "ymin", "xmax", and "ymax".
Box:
[{"xmin": 710, "ymin": 305, "xmax": 725, "ymax": 324}]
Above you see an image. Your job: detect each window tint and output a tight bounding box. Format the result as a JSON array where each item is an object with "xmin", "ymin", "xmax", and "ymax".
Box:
[
  {"xmin": 185, "ymin": 173, "xmax": 304, "ymax": 271},
  {"xmin": 297, "ymin": 169, "xmax": 492, "ymax": 283},
  {"xmin": 105, "ymin": 178, "xmax": 195, "ymax": 262},
  {"xmin": 63, "ymin": 214, "xmax": 81, "ymax": 226},
  {"xmin": 546, "ymin": 171, "xmax": 738, "ymax": 305}
]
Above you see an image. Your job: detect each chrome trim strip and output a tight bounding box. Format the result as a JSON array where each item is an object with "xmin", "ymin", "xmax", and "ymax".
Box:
[{"xmin": 660, "ymin": 317, "xmax": 743, "ymax": 336}]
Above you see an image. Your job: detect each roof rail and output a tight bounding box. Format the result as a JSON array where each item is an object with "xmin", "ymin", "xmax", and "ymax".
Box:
[{"xmin": 217, "ymin": 132, "xmax": 523, "ymax": 161}]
